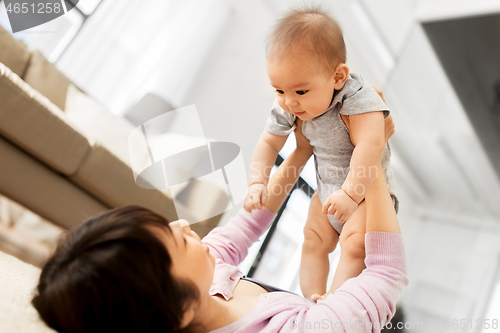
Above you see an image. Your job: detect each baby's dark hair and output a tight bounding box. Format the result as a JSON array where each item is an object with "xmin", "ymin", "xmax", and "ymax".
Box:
[
  {"xmin": 32, "ymin": 205, "xmax": 201, "ymax": 333},
  {"xmin": 266, "ymin": 5, "xmax": 346, "ymax": 74}
]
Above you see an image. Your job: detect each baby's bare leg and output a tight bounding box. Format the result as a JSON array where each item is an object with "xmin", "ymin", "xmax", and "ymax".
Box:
[
  {"xmin": 300, "ymin": 192, "xmax": 339, "ymax": 300},
  {"xmin": 328, "ymin": 200, "xmax": 366, "ymax": 294}
]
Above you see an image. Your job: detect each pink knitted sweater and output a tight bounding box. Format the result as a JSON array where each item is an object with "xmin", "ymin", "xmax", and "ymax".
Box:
[{"xmin": 202, "ymin": 208, "xmax": 408, "ymax": 333}]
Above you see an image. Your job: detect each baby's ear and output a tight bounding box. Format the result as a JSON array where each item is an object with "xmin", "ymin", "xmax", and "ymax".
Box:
[{"xmin": 333, "ymin": 64, "xmax": 349, "ymax": 90}]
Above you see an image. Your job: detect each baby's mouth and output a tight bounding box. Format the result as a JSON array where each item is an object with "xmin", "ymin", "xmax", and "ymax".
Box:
[{"xmin": 294, "ymin": 111, "xmax": 305, "ymax": 116}]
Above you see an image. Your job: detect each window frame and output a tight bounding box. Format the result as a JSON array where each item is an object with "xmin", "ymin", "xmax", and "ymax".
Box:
[{"xmin": 247, "ymin": 154, "xmax": 315, "ymax": 278}]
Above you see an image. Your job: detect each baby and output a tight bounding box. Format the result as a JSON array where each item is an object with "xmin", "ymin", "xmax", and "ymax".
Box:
[{"xmin": 243, "ymin": 6, "xmax": 398, "ymax": 301}]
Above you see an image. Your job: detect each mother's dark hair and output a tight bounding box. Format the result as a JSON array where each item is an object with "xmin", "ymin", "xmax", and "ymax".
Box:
[{"xmin": 32, "ymin": 205, "xmax": 201, "ymax": 333}]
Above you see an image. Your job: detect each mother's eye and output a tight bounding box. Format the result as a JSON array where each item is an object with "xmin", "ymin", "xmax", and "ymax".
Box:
[
  {"xmin": 296, "ymin": 90, "xmax": 308, "ymax": 95},
  {"xmin": 276, "ymin": 89, "xmax": 284, "ymax": 95}
]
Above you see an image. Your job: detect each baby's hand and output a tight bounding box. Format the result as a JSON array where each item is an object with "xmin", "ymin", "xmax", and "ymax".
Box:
[
  {"xmin": 322, "ymin": 189, "xmax": 358, "ymax": 223},
  {"xmin": 243, "ymin": 183, "xmax": 268, "ymax": 212}
]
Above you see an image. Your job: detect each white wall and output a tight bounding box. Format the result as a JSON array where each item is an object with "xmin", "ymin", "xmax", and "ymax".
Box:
[{"xmin": 176, "ymin": 1, "xmax": 277, "ymax": 223}]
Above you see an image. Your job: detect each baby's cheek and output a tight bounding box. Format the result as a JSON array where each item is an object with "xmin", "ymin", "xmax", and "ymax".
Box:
[{"xmin": 275, "ymin": 96, "xmax": 285, "ymax": 107}]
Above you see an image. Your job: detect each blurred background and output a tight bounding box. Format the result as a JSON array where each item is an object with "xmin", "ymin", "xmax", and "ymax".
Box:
[{"xmin": 1, "ymin": 0, "xmax": 500, "ymax": 331}]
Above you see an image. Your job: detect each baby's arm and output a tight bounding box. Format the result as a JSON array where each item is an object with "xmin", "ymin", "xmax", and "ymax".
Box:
[
  {"xmin": 244, "ymin": 131, "xmax": 288, "ymax": 212},
  {"xmin": 204, "ymin": 121, "xmax": 312, "ymax": 264},
  {"xmin": 266, "ymin": 120, "xmax": 312, "ymax": 213},
  {"xmin": 342, "ymin": 111, "xmax": 385, "ymax": 203},
  {"xmin": 322, "ymin": 111, "xmax": 387, "ymax": 222}
]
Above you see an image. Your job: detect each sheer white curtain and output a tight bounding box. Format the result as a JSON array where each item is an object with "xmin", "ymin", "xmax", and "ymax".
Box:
[
  {"xmin": 0, "ymin": 1, "xmax": 84, "ymax": 62},
  {"xmin": 57, "ymin": 0, "xmax": 230, "ymax": 115}
]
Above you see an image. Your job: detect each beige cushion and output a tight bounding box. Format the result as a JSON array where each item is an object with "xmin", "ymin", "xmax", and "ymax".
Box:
[
  {"xmin": 64, "ymin": 85, "xmax": 211, "ymax": 223},
  {"xmin": 64, "ymin": 84, "xmax": 207, "ymax": 180},
  {"xmin": 0, "ymin": 24, "xmax": 31, "ymax": 77},
  {"xmin": 0, "ymin": 250, "xmax": 56, "ymax": 332},
  {"xmin": 0, "ymin": 63, "xmax": 90, "ymax": 175},
  {"xmin": 70, "ymin": 142, "xmax": 178, "ymax": 222},
  {"xmin": 65, "ymin": 84, "xmax": 138, "ymax": 165},
  {"xmin": 23, "ymin": 50, "xmax": 70, "ymax": 111},
  {"xmin": 0, "ymin": 135, "xmax": 109, "ymax": 230}
]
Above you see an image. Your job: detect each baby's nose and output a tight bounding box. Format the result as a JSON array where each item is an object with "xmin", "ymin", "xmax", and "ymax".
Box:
[{"xmin": 285, "ymin": 98, "xmax": 299, "ymax": 107}]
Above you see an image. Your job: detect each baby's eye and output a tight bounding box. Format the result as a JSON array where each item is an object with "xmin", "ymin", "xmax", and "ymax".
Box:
[
  {"xmin": 276, "ymin": 89, "xmax": 284, "ymax": 95},
  {"xmin": 296, "ymin": 90, "xmax": 308, "ymax": 95}
]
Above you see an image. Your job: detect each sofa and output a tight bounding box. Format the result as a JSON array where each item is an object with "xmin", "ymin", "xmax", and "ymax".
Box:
[
  {"xmin": 0, "ymin": 23, "xmax": 227, "ymax": 331},
  {"xmin": 0, "ymin": 21, "xmax": 227, "ymax": 230},
  {"xmin": 0, "ymin": 25, "xmax": 178, "ymax": 227}
]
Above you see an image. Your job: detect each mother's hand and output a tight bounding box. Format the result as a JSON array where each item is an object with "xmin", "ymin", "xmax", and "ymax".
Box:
[
  {"xmin": 374, "ymin": 87, "xmax": 396, "ymax": 143},
  {"xmin": 384, "ymin": 115, "xmax": 395, "ymax": 142}
]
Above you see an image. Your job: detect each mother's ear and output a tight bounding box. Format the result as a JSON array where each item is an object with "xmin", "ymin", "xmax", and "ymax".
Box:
[
  {"xmin": 180, "ymin": 304, "xmax": 195, "ymax": 329},
  {"xmin": 333, "ymin": 63, "xmax": 349, "ymax": 90}
]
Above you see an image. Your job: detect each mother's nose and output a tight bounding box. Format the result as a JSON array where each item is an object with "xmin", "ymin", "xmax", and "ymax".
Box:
[{"xmin": 169, "ymin": 219, "xmax": 191, "ymax": 231}]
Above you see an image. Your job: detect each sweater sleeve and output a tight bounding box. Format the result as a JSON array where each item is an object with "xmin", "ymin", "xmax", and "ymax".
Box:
[
  {"xmin": 202, "ymin": 208, "xmax": 276, "ymax": 266},
  {"xmin": 283, "ymin": 232, "xmax": 408, "ymax": 333}
]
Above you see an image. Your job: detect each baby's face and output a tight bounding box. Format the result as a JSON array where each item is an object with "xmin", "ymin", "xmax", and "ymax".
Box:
[{"xmin": 267, "ymin": 54, "xmax": 336, "ymax": 121}]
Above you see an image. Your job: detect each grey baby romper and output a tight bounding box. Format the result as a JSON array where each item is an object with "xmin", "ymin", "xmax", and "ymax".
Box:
[{"xmin": 265, "ymin": 73, "xmax": 398, "ymax": 234}]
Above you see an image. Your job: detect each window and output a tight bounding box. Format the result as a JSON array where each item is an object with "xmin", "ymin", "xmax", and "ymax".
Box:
[
  {"xmin": 0, "ymin": 0, "xmax": 103, "ymax": 62},
  {"xmin": 239, "ymin": 133, "xmax": 341, "ymax": 294},
  {"xmin": 481, "ymin": 262, "xmax": 500, "ymax": 333},
  {"xmin": 76, "ymin": 0, "xmax": 102, "ymax": 15},
  {"xmin": 54, "ymin": 0, "xmax": 230, "ymax": 115}
]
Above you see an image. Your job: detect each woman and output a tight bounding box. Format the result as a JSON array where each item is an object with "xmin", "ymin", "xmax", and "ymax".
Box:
[{"xmin": 33, "ymin": 116, "xmax": 407, "ymax": 333}]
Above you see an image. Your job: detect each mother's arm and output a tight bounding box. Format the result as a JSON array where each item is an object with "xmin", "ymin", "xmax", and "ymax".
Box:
[
  {"xmin": 281, "ymin": 143, "xmax": 407, "ymax": 333},
  {"xmin": 365, "ymin": 162, "xmax": 400, "ymax": 234}
]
